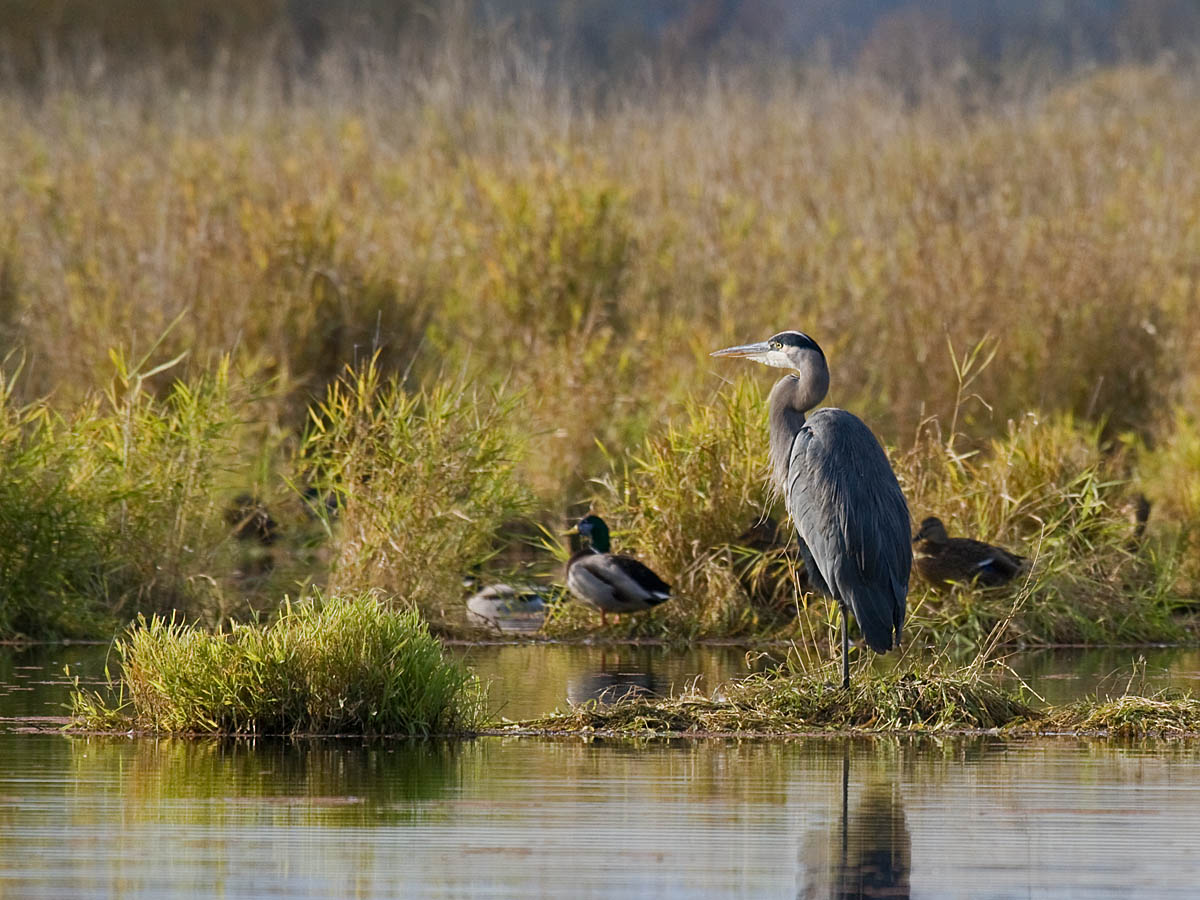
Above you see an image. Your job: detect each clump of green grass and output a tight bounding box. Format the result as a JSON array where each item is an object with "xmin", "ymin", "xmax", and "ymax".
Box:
[
  {"xmin": 297, "ymin": 361, "xmax": 533, "ymax": 626},
  {"xmin": 0, "ymin": 353, "xmax": 255, "ymax": 639},
  {"xmin": 0, "ymin": 370, "xmax": 113, "ymax": 638},
  {"xmin": 70, "ymin": 591, "xmax": 486, "ymax": 735}
]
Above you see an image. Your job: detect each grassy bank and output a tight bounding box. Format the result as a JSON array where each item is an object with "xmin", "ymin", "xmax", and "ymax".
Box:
[
  {"xmin": 3, "ymin": 44, "xmax": 1200, "ymax": 645},
  {"xmin": 505, "ymin": 666, "xmax": 1200, "ymax": 739},
  {"xmin": 69, "ymin": 629, "xmax": 1200, "ymax": 737},
  {"xmin": 70, "ymin": 592, "xmax": 486, "ymax": 735}
]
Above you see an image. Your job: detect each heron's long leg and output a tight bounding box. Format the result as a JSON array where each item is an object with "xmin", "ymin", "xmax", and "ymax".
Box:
[{"xmin": 840, "ymin": 603, "xmax": 850, "ymax": 689}]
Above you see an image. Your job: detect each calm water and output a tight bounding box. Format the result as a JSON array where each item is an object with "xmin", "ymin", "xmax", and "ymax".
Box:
[{"xmin": 2, "ymin": 643, "xmax": 1199, "ymax": 898}]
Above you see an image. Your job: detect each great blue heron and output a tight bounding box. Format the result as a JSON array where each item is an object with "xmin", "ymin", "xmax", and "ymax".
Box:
[
  {"xmin": 911, "ymin": 516, "xmax": 1027, "ymax": 588},
  {"xmin": 711, "ymin": 331, "xmax": 910, "ymax": 688},
  {"xmin": 565, "ymin": 515, "xmax": 671, "ymax": 626}
]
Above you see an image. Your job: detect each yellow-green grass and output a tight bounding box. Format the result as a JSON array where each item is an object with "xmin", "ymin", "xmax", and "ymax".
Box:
[
  {"xmin": 70, "ymin": 592, "xmax": 486, "ymax": 735},
  {"xmin": 539, "ymin": 400, "xmax": 1184, "ymax": 648},
  {"xmin": 3, "ymin": 47, "xmax": 1200, "ymax": 644}
]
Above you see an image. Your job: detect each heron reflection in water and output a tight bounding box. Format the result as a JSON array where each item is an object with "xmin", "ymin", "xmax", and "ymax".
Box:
[{"xmin": 798, "ymin": 749, "xmax": 911, "ymax": 900}]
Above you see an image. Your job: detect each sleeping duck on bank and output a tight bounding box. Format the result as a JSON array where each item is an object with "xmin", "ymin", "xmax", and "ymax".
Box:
[
  {"xmin": 565, "ymin": 515, "xmax": 671, "ymax": 626},
  {"xmin": 464, "ymin": 577, "xmax": 556, "ymax": 632},
  {"xmin": 912, "ymin": 516, "xmax": 1028, "ymax": 588}
]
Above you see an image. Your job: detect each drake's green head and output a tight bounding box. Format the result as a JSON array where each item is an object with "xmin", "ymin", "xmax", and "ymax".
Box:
[{"xmin": 573, "ymin": 514, "xmax": 611, "ymax": 553}]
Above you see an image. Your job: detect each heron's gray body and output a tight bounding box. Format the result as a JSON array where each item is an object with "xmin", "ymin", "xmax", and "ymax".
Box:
[
  {"xmin": 771, "ymin": 390, "xmax": 910, "ymax": 652},
  {"xmin": 566, "ymin": 552, "xmax": 671, "ymax": 615}
]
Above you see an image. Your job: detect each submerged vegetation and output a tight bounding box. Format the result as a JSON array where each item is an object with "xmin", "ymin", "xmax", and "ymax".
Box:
[
  {"xmin": 2, "ymin": 31, "xmax": 1200, "ymax": 648},
  {"xmin": 70, "ymin": 592, "xmax": 486, "ymax": 735}
]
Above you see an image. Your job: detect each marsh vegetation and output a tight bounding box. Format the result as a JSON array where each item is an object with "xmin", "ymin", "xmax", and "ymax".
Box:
[{"xmin": 1, "ymin": 20, "xmax": 1200, "ymax": 656}]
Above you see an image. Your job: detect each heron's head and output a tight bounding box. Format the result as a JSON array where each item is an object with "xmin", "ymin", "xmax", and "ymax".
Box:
[
  {"xmin": 567, "ymin": 514, "xmax": 611, "ymax": 553},
  {"xmin": 711, "ymin": 331, "xmax": 830, "ymax": 410},
  {"xmin": 711, "ymin": 331, "xmax": 824, "ymax": 369},
  {"xmin": 913, "ymin": 516, "xmax": 949, "ymax": 546}
]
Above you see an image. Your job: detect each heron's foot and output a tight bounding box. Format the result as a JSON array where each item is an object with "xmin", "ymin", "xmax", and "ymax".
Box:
[{"xmin": 820, "ymin": 679, "xmax": 852, "ymax": 692}]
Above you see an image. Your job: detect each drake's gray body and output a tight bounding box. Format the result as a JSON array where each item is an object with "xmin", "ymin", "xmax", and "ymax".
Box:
[
  {"xmin": 566, "ymin": 553, "xmax": 670, "ymax": 615},
  {"xmin": 713, "ymin": 331, "xmax": 911, "ymax": 686}
]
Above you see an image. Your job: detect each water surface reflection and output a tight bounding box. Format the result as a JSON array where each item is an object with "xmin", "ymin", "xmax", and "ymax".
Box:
[
  {"xmin": 0, "ymin": 731, "xmax": 1198, "ymax": 896},
  {"xmin": 3, "ymin": 643, "xmax": 1200, "ymax": 896}
]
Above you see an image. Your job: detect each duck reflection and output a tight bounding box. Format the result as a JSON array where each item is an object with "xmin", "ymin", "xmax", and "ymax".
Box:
[
  {"xmin": 800, "ymin": 755, "xmax": 911, "ymax": 900},
  {"xmin": 565, "ymin": 652, "xmax": 668, "ymax": 706}
]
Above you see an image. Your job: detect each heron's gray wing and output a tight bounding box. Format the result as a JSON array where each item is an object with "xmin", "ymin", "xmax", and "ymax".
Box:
[
  {"xmin": 792, "ymin": 535, "xmax": 831, "ymax": 598},
  {"xmin": 786, "ymin": 408, "xmax": 911, "ymax": 653}
]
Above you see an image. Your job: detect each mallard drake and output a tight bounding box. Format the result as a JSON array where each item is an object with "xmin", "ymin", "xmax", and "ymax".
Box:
[
  {"xmin": 912, "ymin": 516, "xmax": 1027, "ymax": 588},
  {"xmin": 565, "ymin": 515, "xmax": 671, "ymax": 626},
  {"xmin": 464, "ymin": 579, "xmax": 554, "ymax": 632}
]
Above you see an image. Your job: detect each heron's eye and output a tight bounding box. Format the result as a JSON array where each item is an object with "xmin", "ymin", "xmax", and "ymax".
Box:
[{"xmin": 770, "ymin": 341, "xmax": 782, "ymax": 350}]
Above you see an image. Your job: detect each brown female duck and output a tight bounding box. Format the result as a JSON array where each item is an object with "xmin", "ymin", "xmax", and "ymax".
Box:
[{"xmin": 912, "ymin": 516, "xmax": 1027, "ymax": 588}]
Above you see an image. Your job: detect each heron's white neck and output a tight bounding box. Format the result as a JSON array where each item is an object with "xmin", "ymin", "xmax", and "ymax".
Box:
[{"xmin": 767, "ymin": 368, "xmax": 829, "ymax": 494}]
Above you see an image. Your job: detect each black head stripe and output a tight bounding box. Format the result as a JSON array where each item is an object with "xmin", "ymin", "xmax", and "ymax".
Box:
[{"xmin": 769, "ymin": 331, "xmax": 824, "ymax": 357}]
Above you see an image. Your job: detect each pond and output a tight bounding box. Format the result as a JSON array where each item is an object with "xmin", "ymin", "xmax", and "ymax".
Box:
[{"xmin": 1, "ymin": 642, "xmax": 1199, "ymax": 898}]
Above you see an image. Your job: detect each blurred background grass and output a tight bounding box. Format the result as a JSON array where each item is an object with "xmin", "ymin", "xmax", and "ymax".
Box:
[{"xmin": 2, "ymin": 2, "xmax": 1200, "ymax": 645}]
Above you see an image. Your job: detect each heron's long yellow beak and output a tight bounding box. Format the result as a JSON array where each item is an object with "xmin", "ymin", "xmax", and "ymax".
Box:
[{"xmin": 710, "ymin": 341, "xmax": 771, "ymax": 359}]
